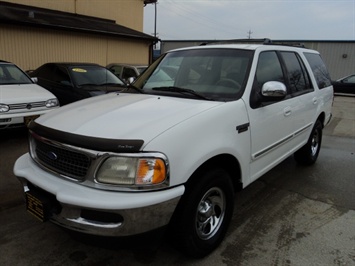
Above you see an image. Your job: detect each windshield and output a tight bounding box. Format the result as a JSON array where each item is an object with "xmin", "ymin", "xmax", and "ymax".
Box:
[
  {"xmin": 133, "ymin": 48, "xmax": 253, "ymax": 101},
  {"xmin": 69, "ymin": 66, "xmax": 126, "ymax": 86},
  {"xmin": 0, "ymin": 64, "xmax": 33, "ymax": 85}
]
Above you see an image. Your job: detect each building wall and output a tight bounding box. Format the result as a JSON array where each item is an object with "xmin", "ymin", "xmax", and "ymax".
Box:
[
  {"xmin": 306, "ymin": 42, "xmax": 355, "ymax": 80},
  {"xmin": 0, "ymin": 25, "xmax": 150, "ymax": 71},
  {"xmin": 161, "ymin": 41, "xmax": 355, "ymax": 80},
  {"xmin": 4, "ymin": 0, "xmax": 144, "ymax": 31}
]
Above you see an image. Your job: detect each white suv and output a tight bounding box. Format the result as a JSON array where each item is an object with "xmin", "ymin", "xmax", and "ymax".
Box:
[{"xmin": 14, "ymin": 41, "xmax": 333, "ymax": 257}]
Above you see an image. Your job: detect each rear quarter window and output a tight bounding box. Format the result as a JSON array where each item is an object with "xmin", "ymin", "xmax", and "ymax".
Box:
[{"xmin": 304, "ymin": 53, "xmax": 332, "ymax": 89}]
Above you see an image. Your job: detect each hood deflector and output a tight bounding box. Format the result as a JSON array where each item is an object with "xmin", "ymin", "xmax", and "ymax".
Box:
[{"xmin": 29, "ymin": 121, "xmax": 144, "ymax": 153}]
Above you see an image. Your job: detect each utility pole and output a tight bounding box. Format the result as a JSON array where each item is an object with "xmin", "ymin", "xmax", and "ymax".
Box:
[
  {"xmin": 143, "ymin": 0, "xmax": 158, "ymax": 38},
  {"xmin": 247, "ymin": 30, "xmax": 253, "ymax": 39},
  {"xmin": 144, "ymin": 0, "xmax": 158, "ymax": 49}
]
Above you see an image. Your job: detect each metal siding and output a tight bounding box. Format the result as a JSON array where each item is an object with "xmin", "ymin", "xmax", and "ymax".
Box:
[
  {"xmin": 0, "ymin": 25, "xmax": 149, "ymax": 71},
  {"xmin": 315, "ymin": 43, "xmax": 355, "ymax": 80},
  {"xmin": 76, "ymin": 0, "xmax": 144, "ymax": 31},
  {"xmin": 107, "ymin": 39, "xmax": 149, "ymax": 65},
  {"xmin": 6, "ymin": 0, "xmax": 144, "ymax": 31}
]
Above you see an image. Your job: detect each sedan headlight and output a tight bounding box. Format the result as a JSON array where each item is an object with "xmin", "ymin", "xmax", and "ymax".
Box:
[
  {"xmin": 96, "ymin": 156, "xmax": 167, "ymax": 187},
  {"xmin": 0, "ymin": 104, "xmax": 9, "ymax": 112},
  {"xmin": 45, "ymin": 98, "xmax": 59, "ymax": 108}
]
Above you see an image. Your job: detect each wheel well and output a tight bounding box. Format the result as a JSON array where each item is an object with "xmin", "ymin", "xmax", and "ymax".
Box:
[
  {"xmin": 187, "ymin": 154, "xmax": 242, "ymax": 192},
  {"xmin": 317, "ymin": 112, "xmax": 325, "ymax": 127}
]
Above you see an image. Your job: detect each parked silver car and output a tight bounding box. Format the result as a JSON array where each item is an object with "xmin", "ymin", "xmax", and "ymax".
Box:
[{"xmin": 0, "ymin": 60, "xmax": 59, "ymax": 129}]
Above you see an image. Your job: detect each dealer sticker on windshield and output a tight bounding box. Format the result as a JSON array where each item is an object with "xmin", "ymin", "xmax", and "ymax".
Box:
[{"xmin": 72, "ymin": 68, "xmax": 87, "ymax": 73}]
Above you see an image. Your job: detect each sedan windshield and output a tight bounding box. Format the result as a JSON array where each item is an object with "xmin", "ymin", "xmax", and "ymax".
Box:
[
  {"xmin": 69, "ymin": 66, "xmax": 126, "ymax": 87},
  {"xmin": 0, "ymin": 64, "xmax": 33, "ymax": 85},
  {"xmin": 133, "ymin": 48, "xmax": 253, "ymax": 101}
]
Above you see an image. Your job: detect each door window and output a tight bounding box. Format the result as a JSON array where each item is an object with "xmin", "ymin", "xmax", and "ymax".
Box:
[
  {"xmin": 250, "ymin": 51, "xmax": 286, "ymax": 108},
  {"xmin": 52, "ymin": 66, "xmax": 71, "ymax": 86},
  {"xmin": 122, "ymin": 67, "xmax": 137, "ymax": 80},
  {"xmin": 255, "ymin": 51, "xmax": 285, "ymax": 86},
  {"xmin": 36, "ymin": 64, "xmax": 56, "ymax": 80},
  {"xmin": 304, "ymin": 53, "xmax": 332, "ymax": 89},
  {"xmin": 109, "ymin": 65, "xmax": 122, "ymax": 77},
  {"xmin": 280, "ymin": 52, "xmax": 312, "ymax": 94}
]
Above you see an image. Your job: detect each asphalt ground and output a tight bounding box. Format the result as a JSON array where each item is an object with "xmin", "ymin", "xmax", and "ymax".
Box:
[{"xmin": 0, "ymin": 95, "xmax": 354, "ymax": 265}]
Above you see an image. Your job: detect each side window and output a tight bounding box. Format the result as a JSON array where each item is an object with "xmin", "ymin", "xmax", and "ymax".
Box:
[
  {"xmin": 255, "ymin": 51, "xmax": 285, "ymax": 86},
  {"xmin": 344, "ymin": 75, "xmax": 355, "ymax": 83},
  {"xmin": 122, "ymin": 67, "xmax": 137, "ymax": 80},
  {"xmin": 37, "ymin": 65, "xmax": 56, "ymax": 80},
  {"xmin": 109, "ymin": 65, "xmax": 122, "ymax": 77},
  {"xmin": 304, "ymin": 53, "xmax": 332, "ymax": 89},
  {"xmin": 281, "ymin": 52, "xmax": 312, "ymax": 94},
  {"xmin": 250, "ymin": 51, "xmax": 286, "ymax": 109},
  {"xmin": 52, "ymin": 66, "xmax": 71, "ymax": 86}
]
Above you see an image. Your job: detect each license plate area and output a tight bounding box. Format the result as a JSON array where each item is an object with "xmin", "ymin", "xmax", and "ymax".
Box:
[{"xmin": 25, "ymin": 185, "xmax": 61, "ymax": 222}]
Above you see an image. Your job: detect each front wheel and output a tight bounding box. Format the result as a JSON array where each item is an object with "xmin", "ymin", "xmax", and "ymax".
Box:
[
  {"xmin": 169, "ymin": 168, "xmax": 234, "ymax": 258},
  {"xmin": 294, "ymin": 120, "xmax": 323, "ymax": 165}
]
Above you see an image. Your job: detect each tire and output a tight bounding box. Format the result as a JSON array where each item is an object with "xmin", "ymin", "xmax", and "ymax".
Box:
[
  {"xmin": 170, "ymin": 168, "xmax": 234, "ymax": 258},
  {"xmin": 294, "ymin": 120, "xmax": 323, "ymax": 165}
]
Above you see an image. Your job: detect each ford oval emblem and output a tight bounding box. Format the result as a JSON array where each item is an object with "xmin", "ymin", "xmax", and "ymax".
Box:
[{"xmin": 47, "ymin": 151, "xmax": 58, "ymax": 160}]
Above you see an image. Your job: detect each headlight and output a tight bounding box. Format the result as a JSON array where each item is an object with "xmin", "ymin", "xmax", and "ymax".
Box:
[
  {"xmin": 45, "ymin": 98, "xmax": 59, "ymax": 108},
  {"xmin": 0, "ymin": 104, "xmax": 9, "ymax": 112},
  {"xmin": 96, "ymin": 156, "xmax": 167, "ymax": 186}
]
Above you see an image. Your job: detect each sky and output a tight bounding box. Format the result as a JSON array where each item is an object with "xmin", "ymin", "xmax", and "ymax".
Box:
[{"xmin": 143, "ymin": 0, "xmax": 355, "ymax": 41}]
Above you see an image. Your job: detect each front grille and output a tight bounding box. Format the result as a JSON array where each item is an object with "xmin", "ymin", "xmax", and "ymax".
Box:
[
  {"xmin": 34, "ymin": 137, "xmax": 91, "ymax": 179},
  {"xmin": 9, "ymin": 101, "xmax": 46, "ymax": 110}
]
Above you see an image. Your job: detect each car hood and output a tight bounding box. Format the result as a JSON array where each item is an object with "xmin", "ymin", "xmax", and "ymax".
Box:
[
  {"xmin": 0, "ymin": 84, "xmax": 56, "ymax": 104},
  {"xmin": 36, "ymin": 93, "xmax": 223, "ymax": 142}
]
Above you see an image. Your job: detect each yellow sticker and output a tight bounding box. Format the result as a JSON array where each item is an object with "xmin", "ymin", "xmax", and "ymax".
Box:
[{"xmin": 72, "ymin": 68, "xmax": 87, "ymax": 73}]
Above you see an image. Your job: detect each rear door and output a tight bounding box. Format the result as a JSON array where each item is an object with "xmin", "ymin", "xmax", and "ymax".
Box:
[{"xmin": 278, "ymin": 51, "xmax": 316, "ymax": 147}]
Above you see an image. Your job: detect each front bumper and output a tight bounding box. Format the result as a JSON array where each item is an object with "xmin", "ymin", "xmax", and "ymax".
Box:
[
  {"xmin": 14, "ymin": 153, "xmax": 184, "ymax": 236},
  {"xmin": 0, "ymin": 108, "xmax": 57, "ymax": 129}
]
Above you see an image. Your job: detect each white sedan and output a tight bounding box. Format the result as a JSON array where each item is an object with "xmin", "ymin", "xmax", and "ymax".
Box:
[{"xmin": 0, "ymin": 61, "xmax": 59, "ymax": 129}]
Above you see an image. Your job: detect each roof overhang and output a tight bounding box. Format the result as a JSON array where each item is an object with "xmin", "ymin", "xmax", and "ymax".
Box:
[
  {"xmin": 0, "ymin": 1, "xmax": 158, "ymax": 43},
  {"xmin": 144, "ymin": 0, "xmax": 158, "ymax": 5}
]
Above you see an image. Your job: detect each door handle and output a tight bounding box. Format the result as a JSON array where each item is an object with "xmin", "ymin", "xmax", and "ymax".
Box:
[
  {"xmin": 284, "ymin": 107, "xmax": 292, "ymax": 116},
  {"xmin": 313, "ymin": 97, "xmax": 318, "ymax": 104}
]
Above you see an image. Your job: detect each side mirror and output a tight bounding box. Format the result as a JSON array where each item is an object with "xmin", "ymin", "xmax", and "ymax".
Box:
[
  {"xmin": 261, "ymin": 81, "xmax": 287, "ymax": 98},
  {"xmin": 31, "ymin": 77, "xmax": 38, "ymax": 83},
  {"xmin": 127, "ymin": 77, "xmax": 135, "ymax": 84}
]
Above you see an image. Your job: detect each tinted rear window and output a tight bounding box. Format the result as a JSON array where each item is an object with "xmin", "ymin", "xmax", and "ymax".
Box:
[{"xmin": 304, "ymin": 53, "xmax": 332, "ymax": 89}]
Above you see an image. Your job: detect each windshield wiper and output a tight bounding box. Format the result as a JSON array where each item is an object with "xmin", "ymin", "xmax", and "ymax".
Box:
[
  {"xmin": 152, "ymin": 86, "xmax": 212, "ymax": 100},
  {"xmin": 79, "ymin": 83, "xmax": 100, "ymax": 86},
  {"xmin": 99, "ymin": 83, "xmax": 127, "ymax": 88}
]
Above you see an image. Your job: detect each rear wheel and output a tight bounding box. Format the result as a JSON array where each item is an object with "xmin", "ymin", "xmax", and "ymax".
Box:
[
  {"xmin": 170, "ymin": 168, "xmax": 234, "ymax": 258},
  {"xmin": 294, "ymin": 120, "xmax": 323, "ymax": 165}
]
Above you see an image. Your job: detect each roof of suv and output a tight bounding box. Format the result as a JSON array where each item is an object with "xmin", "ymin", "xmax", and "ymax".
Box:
[
  {"xmin": 169, "ymin": 43, "xmax": 317, "ymax": 55},
  {"xmin": 169, "ymin": 38, "xmax": 314, "ymax": 53}
]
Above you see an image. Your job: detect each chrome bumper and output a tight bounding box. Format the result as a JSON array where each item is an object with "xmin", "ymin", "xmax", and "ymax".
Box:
[
  {"xmin": 19, "ymin": 178, "xmax": 181, "ymax": 236},
  {"xmin": 14, "ymin": 153, "xmax": 184, "ymax": 236}
]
